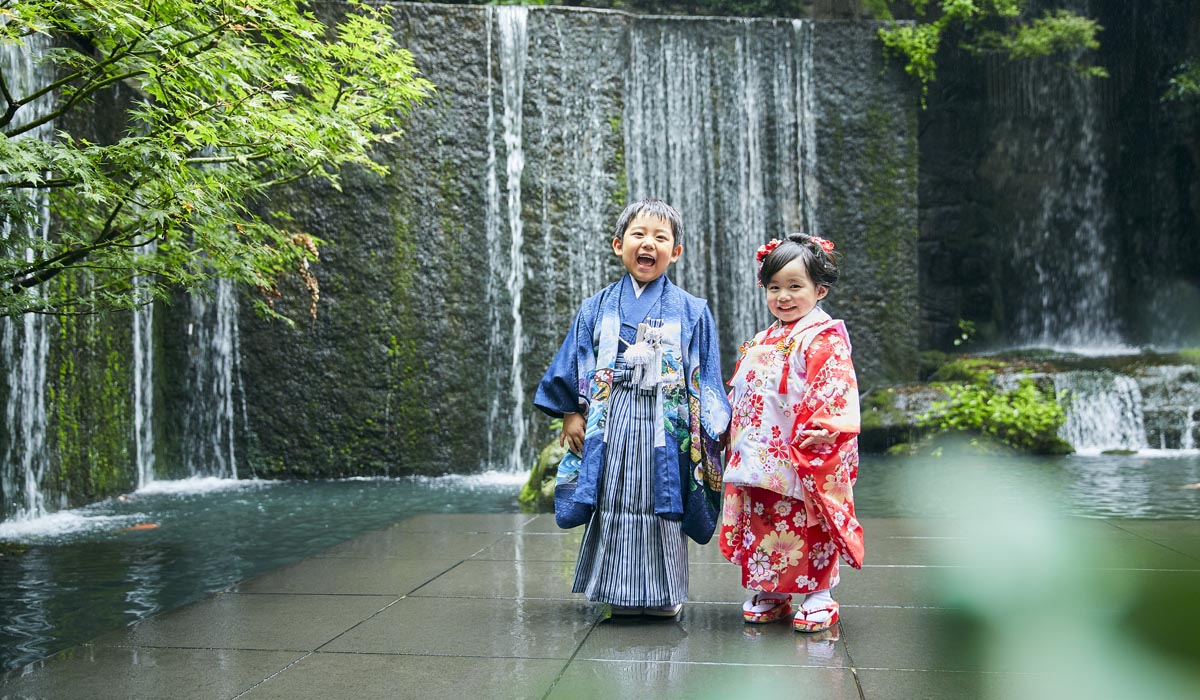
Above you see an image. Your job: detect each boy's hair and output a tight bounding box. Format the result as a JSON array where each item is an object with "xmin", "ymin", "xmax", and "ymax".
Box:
[
  {"xmin": 758, "ymin": 232, "xmax": 840, "ymax": 292},
  {"xmin": 613, "ymin": 198, "xmax": 684, "ymax": 245}
]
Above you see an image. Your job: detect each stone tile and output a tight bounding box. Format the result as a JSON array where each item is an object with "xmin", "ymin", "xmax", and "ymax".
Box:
[
  {"xmin": 0, "ymin": 646, "xmax": 301, "ymax": 700},
  {"xmin": 408, "ymin": 559, "xmax": 581, "ymax": 600},
  {"xmin": 546, "ymin": 659, "xmax": 860, "ymax": 700},
  {"xmin": 856, "ymin": 668, "xmax": 1024, "ymax": 700},
  {"xmin": 1083, "ymin": 538, "xmax": 1200, "ymax": 570},
  {"xmin": 315, "ymin": 529, "xmax": 502, "ymax": 560},
  {"xmin": 1106, "ymin": 519, "xmax": 1200, "ymax": 541},
  {"xmin": 838, "ymin": 564, "xmax": 948, "ymax": 608},
  {"xmin": 318, "ymin": 597, "xmax": 598, "ymax": 659},
  {"xmin": 91, "ymin": 593, "xmax": 397, "ymax": 652},
  {"xmin": 837, "ymin": 607, "xmax": 993, "ymax": 673},
  {"xmin": 574, "ymin": 602, "xmax": 851, "ymax": 668},
  {"xmin": 513, "ymin": 513, "xmax": 571, "ymax": 533},
  {"xmin": 232, "ymin": 557, "xmax": 461, "ymax": 595},
  {"xmin": 242, "ymin": 652, "xmax": 566, "ymax": 700},
  {"xmin": 470, "ymin": 532, "xmax": 583, "ymax": 562},
  {"xmin": 685, "ymin": 562, "xmax": 756, "ymax": 603},
  {"xmin": 390, "ymin": 513, "xmax": 539, "ymax": 533}
]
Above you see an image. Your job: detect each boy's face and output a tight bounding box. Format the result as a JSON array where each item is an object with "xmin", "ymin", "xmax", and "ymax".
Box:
[{"xmin": 612, "ymin": 213, "xmax": 682, "ymax": 284}]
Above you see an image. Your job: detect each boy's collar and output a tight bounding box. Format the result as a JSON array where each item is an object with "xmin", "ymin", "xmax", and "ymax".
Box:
[{"xmin": 624, "ymin": 273, "xmax": 668, "ymax": 295}]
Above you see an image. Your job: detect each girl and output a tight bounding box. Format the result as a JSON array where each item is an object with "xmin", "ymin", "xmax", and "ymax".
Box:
[{"xmin": 719, "ymin": 233, "xmax": 865, "ymax": 632}]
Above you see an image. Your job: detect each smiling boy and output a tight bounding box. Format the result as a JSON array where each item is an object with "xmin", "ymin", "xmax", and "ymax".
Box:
[{"xmin": 535, "ymin": 199, "xmax": 731, "ymax": 618}]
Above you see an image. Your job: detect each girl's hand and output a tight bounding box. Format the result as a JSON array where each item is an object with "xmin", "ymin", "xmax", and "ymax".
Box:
[
  {"xmin": 798, "ymin": 428, "xmax": 839, "ymax": 449},
  {"xmin": 560, "ymin": 412, "xmax": 586, "ymax": 456}
]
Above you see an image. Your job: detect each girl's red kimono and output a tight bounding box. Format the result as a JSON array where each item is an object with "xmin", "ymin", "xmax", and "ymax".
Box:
[{"xmin": 719, "ymin": 306, "xmax": 865, "ymax": 594}]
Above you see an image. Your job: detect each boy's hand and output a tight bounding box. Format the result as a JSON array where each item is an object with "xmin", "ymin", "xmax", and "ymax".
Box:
[
  {"xmin": 797, "ymin": 429, "xmax": 839, "ymax": 450},
  {"xmin": 560, "ymin": 412, "xmax": 585, "ymax": 456}
]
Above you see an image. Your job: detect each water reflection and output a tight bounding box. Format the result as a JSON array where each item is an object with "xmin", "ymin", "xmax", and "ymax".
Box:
[
  {"xmin": 0, "ymin": 474, "xmax": 523, "ymax": 670},
  {"xmin": 855, "ymin": 449, "xmax": 1200, "ymax": 519}
]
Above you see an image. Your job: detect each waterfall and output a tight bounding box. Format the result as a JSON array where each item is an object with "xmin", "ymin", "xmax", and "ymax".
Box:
[
  {"xmin": 500, "ymin": 7, "xmax": 529, "ymax": 474},
  {"xmin": 183, "ymin": 279, "xmax": 241, "ymax": 478},
  {"xmin": 483, "ymin": 6, "xmax": 530, "ymax": 472},
  {"xmin": 1043, "ymin": 365, "xmax": 1200, "ymax": 452},
  {"xmin": 1054, "ymin": 372, "xmax": 1148, "ymax": 452},
  {"xmin": 624, "ymin": 19, "xmax": 816, "ymax": 353},
  {"xmin": 1, "ymin": 35, "xmax": 54, "ymax": 520},
  {"xmin": 132, "ymin": 244, "xmax": 156, "ymax": 488},
  {"xmin": 994, "ymin": 0, "xmax": 1120, "ymax": 350},
  {"xmin": 796, "ymin": 20, "xmax": 820, "ymax": 239}
]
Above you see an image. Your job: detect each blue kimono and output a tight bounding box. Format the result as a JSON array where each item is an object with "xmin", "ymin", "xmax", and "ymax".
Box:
[{"xmin": 534, "ymin": 274, "xmax": 731, "ymax": 544}]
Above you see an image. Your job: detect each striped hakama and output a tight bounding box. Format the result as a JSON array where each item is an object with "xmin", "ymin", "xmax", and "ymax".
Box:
[{"xmin": 572, "ymin": 364, "xmax": 689, "ymax": 607}]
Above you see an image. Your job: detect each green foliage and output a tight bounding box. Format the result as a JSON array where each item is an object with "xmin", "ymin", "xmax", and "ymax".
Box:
[
  {"xmin": 969, "ymin": 9, "xmax": 1109, "ymax": 79},
  {"xmin": 920, "ymin": 377, "xmax": 1072, "ymax": 454},
  {"xmin": 1164, "ymin": 58, "xmax": 1200, "ymax": 102},
  {"xmin": 952, "ymin": 318, "xmax": 975, "ymax": 347},
  {"xmin": 871, "ymin": 1, "xmax": 1104, "ymax": 103},
  {"xmin": 928, "ymin": 357, "xmax": 995, "ymax": 384},
  {"xmin": 1, "ymin": 0, "xmax": 432, "ymax": 320}
]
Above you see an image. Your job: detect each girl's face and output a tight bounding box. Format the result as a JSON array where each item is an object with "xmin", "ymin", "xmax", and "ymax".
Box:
[
  {"xmin": 612, "ymin": 213, "xmax": 682, "ymax": 284},
  {"xmin": 765, "ymin": 258, "xmax": 827, "ymax": 324}
]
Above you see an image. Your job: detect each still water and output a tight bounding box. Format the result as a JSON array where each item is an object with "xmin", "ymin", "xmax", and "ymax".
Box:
[{"xmin": 2, "ymin": 452, "xmax": 1198, "ymax": 671}]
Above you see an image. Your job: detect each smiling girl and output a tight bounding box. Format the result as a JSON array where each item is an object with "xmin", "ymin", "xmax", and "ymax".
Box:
[{"xmin": 719, "ymin": 233, "xmax": 865, "ymax": 633}]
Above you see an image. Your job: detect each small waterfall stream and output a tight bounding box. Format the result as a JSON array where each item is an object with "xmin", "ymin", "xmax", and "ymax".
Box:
[
  {"xmin": 132, "ymin": 249, "xmax": 157, "ymax": 488},
  {"xmin": 1001, "ymin": 366, "xmax": 1200, "ymax": 453},
  {"xmin": 182, "ymin": 279, "xmax": 242, "ymax": 478},
  {"xmin": 1, "ymin": 35, "xmax": 54, "ymax": 520},
  {"xmin": 483, "ymin": 6, "xmax": 531, "ymax": 472}
]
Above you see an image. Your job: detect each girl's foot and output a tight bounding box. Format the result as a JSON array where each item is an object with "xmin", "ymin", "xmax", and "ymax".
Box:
[
  {"xmin": 794, "ymin": 590, "xmax": 839, "ymax": 633},
  {"xmin": 742, "ymin": 592, "xmax": 792, "ymax": 623}
]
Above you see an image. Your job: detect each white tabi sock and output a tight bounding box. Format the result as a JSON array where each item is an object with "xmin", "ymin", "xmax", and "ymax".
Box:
[{"xmin": 801, "ymin": 589, "xmax": 835, "ymax": 623}]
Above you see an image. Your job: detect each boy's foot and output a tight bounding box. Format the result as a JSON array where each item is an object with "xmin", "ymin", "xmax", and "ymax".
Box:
[
  {"xmin": 742, "ymin": 592, "xmax": 793, "ymax": 623},
  {"xmin": 644, "ymin": 603, "xmax": 683, "ymax": 618},
  {"xmin": 794, "ymin": 592, "xmax": 839, "ymax": 633}
]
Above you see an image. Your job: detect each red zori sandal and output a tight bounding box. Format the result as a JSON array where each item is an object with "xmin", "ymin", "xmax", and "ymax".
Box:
[
  {"xmin": 794, "ymin": 600, "xmax": 839, "ymax": 632},
  {"xmin": 742, "ymin": 593, "xmax": 793, "ymax": 623}
]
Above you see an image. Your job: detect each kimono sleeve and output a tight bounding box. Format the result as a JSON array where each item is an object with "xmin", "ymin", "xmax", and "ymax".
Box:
[
  {"xmin": 681, "ymin": 304, "xmax": 731, "ymax": 545},
  {"xmin": 790, "ymin": 326, "xmax": 860, "ymax": 444},
  {"xmin": 692, "ymin": 305, "xmax": 732, "ymax": 438},
  {"xmin": 534, "ymin": 302, "xmax": 596, "ymax": 418}
]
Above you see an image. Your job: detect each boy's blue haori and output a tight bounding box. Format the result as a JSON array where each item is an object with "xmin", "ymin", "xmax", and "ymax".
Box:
[{"xmin": 535, "ymin": 275, "xmax": 731, "ymax": 544}]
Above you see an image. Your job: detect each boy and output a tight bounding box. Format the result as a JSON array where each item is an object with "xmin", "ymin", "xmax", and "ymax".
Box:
[{"xmin": 534, "ymin": 198, "xmax": 731, "ymax": 617}]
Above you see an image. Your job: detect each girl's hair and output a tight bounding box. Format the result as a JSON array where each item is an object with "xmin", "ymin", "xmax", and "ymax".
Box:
[
  {"xmin": 613, "ymin": 199, "xmax": 684, "ymax": 245},
  {"xmin": 757, "ymin": 233, "xmax": 840, "ymax": 292}
]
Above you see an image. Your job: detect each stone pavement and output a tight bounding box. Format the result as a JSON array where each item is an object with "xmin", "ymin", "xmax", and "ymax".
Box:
[{"xmin": 3, "ymin": 512, "xmax": 1200, "ymax": 699}]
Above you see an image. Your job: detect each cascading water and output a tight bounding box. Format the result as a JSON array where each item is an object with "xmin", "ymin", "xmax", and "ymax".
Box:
[
  {"xmin": 624, "ymin": 19, "xmax": 818, "ymax": 352},
  {"xmin": 995, "ymin": 0, "xmax": 1121, "ymax": 351},
  {"xmin": 1000, "ymin": 365, "xmax": 1200, "ymax": 452},
  {"xmin": 1, "ymin": 35, "xmax": 54, "ymax": 520},
  {"xmin": 483, "ymin": 6, "xmax": 531, "ymax": 472},
  {"xmin": 1054, "ymin": 372, "xmax": 1149, "ymax": 452},
  {"xmin": 182, "ymin": 279, "xmax": 241, "ymax": 478},
  {"xmin": 132, "ymin": 245, "xmax": 156, "ymax": 488},
  {"xmin": 500, "ymin": 7, "xmax": 529, "ymax": 474}
]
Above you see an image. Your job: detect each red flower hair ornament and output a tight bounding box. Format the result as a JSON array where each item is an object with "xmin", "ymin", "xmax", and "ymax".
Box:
[
  {"xmin": 754, "ymin": 236, "xmax": 835, "ymax": 286},
  {"xmin": 810, "ymin": 236, "xmax": 835, "ymax": 253},
  {"xmin": 755, "ymin": 239, "xmax": 782, "ymax": 286}
]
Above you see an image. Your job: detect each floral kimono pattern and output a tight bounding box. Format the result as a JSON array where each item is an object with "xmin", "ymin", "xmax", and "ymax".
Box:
[{"xmin": 719, "ymin": 307, "xmax": 865, "ymax": 593}]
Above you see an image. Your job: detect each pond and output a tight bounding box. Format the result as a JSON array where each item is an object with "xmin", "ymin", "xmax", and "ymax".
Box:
[{"xmin": 2, "ymin": 451, "xmax": 1198, "ymax": 671}]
